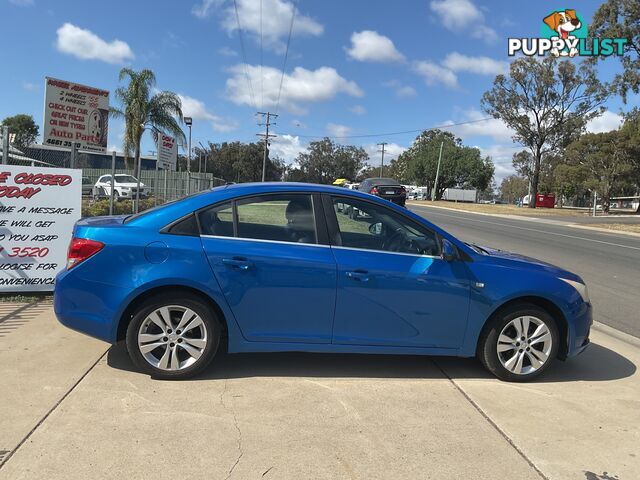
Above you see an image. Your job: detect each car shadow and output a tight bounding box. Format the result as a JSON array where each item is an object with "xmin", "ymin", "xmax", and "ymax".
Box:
[{"xmin": 106, "ymin": 341, "xmax": 635, "ymax": 383}]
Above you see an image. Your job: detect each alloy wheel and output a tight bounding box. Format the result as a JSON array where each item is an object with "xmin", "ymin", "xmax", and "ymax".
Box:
[
  {"xmin": 137, "ymin": 305, "xmax": 208, "ymax": 371},
  {"xmin": 496, "ymin": 315, "xmax": 553, "ymax": 375}
]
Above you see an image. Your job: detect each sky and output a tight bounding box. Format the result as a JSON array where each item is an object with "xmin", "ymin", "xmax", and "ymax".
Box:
[{"xmin": 0, "ymin": 0, "xmax": 636, "ymax": 183}]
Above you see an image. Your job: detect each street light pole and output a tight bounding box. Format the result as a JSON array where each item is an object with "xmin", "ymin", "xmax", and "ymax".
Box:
[
  {"xmin": 431, "ymin": 141, "xmax": 444, "ymax": 201},
  {"xmin": 184, "ymin": 117, "xmax": 193, "ymax": 194}
]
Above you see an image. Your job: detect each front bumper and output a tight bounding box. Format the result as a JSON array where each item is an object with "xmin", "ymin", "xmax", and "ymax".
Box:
[{"xmin": 565, "ymin": 301, "xmax": 593, "ymax": 358}]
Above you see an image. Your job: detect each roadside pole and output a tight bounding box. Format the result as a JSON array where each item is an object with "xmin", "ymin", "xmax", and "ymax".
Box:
[
  {"xmin": 431, "ymin": 141, "xmax": 444, "ymax": 201},
  {"xmin": 70, "ymin": 143, "xmax": 78, "ymax": 169},
  {"xmin": 154, "ymin": 155, "xmax": 159, "ymax": 207},
  {"xmin": 593, "ymin": 191, "xmax": 598, "ymax": 217},
  {"xmin": 1, "ymin": 126, "xmax": 8, "ymax": 164},
  {"xmin": 109, "ymin": 151, "xmax": 116, "ymax": 215}
]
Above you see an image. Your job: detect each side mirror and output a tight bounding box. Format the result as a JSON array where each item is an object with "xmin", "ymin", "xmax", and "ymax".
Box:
[
  {"xmin": 368, "ymin": 222, "xmax": 383, "ymax": 236},
  {"xmin": 442, "ymin": 238, "xmax": 458, "ymax": 262}
]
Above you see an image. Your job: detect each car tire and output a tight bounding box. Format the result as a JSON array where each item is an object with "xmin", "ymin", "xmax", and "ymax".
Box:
[
  {"xmin": 125, "ymin": 293, "xmax": 221, "ymax": 380},
  {"xmin": 478, "ymin": 303, "xmax": 559, "ymax": 382}
]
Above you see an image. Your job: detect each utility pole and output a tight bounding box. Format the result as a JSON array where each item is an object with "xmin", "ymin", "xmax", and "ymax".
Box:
[
  {"xmin": 257, "ymin": 112, "xmax": 277, "ymax": 182},
  {"xmin": 184, "ymin": 117, "xmax": 193, "ymax": 194},
  {"xmin": 431, "ymin": 141, "xmax": 444, "ymax": 201},
  {"xmin": 377, "ymin": 142, "xmax": 387, "ymax": 178}
]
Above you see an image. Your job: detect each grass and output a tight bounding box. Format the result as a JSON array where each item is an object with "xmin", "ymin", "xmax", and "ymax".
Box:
[
  {"xmin": 585, "ymin": 223, "xmax": 640, "ymax": 234},
  {"xmin": 0, "ymin": 293, "xmax": 51, "ymax": 303},
  {"xmin": 409, "ymin": 200, "xmax": 592, "ymax": 217}
]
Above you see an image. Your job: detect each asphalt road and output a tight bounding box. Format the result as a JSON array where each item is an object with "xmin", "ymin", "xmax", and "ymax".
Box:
[{"xmin": 410, "ymin": 204, "xmax": 640, "ymax": 338}]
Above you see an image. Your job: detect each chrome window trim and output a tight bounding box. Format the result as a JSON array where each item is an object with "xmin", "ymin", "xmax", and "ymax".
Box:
[
  {"xmin": 200, "ymin": 234, "xmax": 331, "ymax": 248},
  {"xmin": 331, "ymin": 245, "xmax": 441, "ymax": 260}
]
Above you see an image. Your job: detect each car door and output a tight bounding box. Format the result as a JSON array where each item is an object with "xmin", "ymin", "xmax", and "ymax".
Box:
[
  {"xmin": 325, "ymin": 195, "xmax": 470, "ymax": 349},
  {"xmin": 199, "ymin": 193, "xmax": 337, "ymax": 344}
]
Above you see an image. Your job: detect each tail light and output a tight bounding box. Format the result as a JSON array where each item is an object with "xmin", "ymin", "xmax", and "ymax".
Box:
[
  {"xmin": 400, "ymin": 186, "xmax": 407, "ymax": 196},
  {"xmin": 67, "ymin": 237, "xmax": 104, "ymax": 270},
  {"xmin": 370, "ymin": 187, "xmax": 379, "ymax": 194}
]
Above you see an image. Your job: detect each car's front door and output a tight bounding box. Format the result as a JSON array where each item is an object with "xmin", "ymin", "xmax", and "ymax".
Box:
[
  {"xmin": 325, "ymin": 195, "xmax": 470, "ymax": 349},
  {"xmin": 200, "ymin": 193, "xmax": 336, "ymax": 344}
]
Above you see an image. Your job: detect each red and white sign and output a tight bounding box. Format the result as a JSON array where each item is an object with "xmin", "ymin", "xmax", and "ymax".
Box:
[
  {"xmin": 0, "ymin": 165, "xmax": 82, "ymax": 292},
  {"xmin": 157, "ymin": 133, "xmax": 177, "ymax": 170},
  {"xmin": 43, "ymin": 77, "xmax": 110, "ymax": 152}
]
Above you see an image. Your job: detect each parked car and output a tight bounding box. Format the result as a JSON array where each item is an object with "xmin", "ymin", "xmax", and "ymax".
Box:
[
  {"xmin": 94, "ymin": 174, "xmax": 148, "ymax": 201},
  {"xmin": 55, "ymin": 182, "xmax": 592, "ymax": 382},
  {"xmin": 358, "ymin": 177, "xmax": 406, "ymax": 207},
  {"xmin": 81, "ymin": 176, "xmax": 93, "ymax": 197}
]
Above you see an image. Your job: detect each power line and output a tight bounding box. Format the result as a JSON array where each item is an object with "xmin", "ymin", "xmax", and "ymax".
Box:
[
  {"xmin": 233, "ymin": 0, "xmax": 257, "ymax": 111},
  {"xmin": 275, "ymin": 0, "xmax": 297, "ymax": 115},
  {"xmin": 282, "ymin": 116, "xmax": 499, "ymax": 140}
]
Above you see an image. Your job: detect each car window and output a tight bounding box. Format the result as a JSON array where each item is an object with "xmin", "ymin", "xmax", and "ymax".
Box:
[
  {"xmin": 115, "ymin": 175, "xmax": 137, "ymax": 183},
  {"xmin": 236, "ymin": 194, "xmax": 317, "ymax": 244},
  {"xmin": 198, "ymin": 202, "xmax": 234, "ymax": 237},
  {"xmin": 99, "ymin": 175, "xmax": 110, "ymax": 182},
  {"xmin": 167, "ymin": 214, "xmax": 199, "ymax": 236},
  {"xmin": 331, "ymin": 196, "xmax": 440, "ymax": 256}
]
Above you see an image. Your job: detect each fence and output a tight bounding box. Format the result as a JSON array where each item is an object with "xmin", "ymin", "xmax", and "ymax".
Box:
[{"xmin": 1, "ymin": 136, "xmax": 226, "ymax": 210}]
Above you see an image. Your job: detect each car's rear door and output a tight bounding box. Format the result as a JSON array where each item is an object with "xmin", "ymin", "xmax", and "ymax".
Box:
[
  {"xmin": 324, "ymin": 194, "xmax": 470, "ymax": 349},
  {"xmin": 200, "ymin": 193, "xmax": 337, "ymax": 344}
]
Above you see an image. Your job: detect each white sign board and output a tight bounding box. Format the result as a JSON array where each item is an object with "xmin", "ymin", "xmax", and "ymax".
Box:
[
  {"xmin": 0, "ymin": 165, "xmax": 82, "ymax": 292},
  {"xmin": 43, "ymin": 77, "xmax": 109, "ymax": 153},
  {"xmin": 157, "ymin": 133, "xmax": 177, "ymax": 170}
]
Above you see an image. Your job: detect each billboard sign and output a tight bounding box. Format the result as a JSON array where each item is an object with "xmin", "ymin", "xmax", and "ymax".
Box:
[
  {"xmin": 157, "ymin": 133, "xmax": 177, "ymax": 170},
  {"xmin": 0, "ymin": 165, "xmax": 82, "ymax": 292},
  {"xmin": 43, "ymin": 77, "xmax": 109, "ymax": 152}
]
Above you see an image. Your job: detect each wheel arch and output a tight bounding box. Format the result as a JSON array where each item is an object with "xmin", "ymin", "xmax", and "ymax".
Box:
[
  {"xmin": 116, "ymin": 285, "xmax": 229, "ymax": 349},
  {"xmin": 478, "ymin": 295, "xmax": 568, "ymax": 359}
]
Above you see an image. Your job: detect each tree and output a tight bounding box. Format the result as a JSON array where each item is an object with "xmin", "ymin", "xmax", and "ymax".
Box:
[
  {"xmin": 110, "ymin": 68, "xmax": 185, "ymax": 169},
  {"xmin": 1, "ymin": 114, "xmax": 39, "ymax": 151},
  {"xmin": 294, "ymin": 138, "xmax": 369, "ymax": 184},
  {"xmin": 590, "ymin": 0, "xmax": 640, "ymax": 102},
  {"xmin": 400, "ymin": 129, "xmax": 494, "ymax": 199},
  {"xmin": 565, "ymin": 130, "xmax": 635, "ymax": 213},
  {"xmin": 482, "ymin": 57, "xmax": 608, "ymax": 207},
  {"xmin": 387, "ymin": 154, "xmax": 410, "ymax": 183},
  {"xmin": 194, "ymin": 141, "xmax": 284, "ymax": 182},
  {"xmin": 500, "ymin": 175, "xmax": 529, "ymax": 204}
]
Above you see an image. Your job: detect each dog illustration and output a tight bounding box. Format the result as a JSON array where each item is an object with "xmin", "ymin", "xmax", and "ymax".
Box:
[{"xmin": 543, "ymin": 9, "xmax": 581, "ymax": 57}]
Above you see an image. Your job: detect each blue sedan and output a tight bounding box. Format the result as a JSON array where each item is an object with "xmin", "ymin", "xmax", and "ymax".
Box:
[{"xmin": 54, "ymin": 182, "xmax": 592, "ymax": 381}]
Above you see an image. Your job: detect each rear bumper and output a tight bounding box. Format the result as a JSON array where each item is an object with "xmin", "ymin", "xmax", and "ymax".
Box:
[
  {"xmin": 378, "ymin": 195, "xmax": 406, "ymax": 206},
  {"xmin": 54, "ymin": 269, "xmax": 128, "ymax": 343}
]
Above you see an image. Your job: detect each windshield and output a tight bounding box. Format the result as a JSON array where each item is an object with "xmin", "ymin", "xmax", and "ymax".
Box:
[{"xmin": 114, "ymin": 175, "xmax": 138, "ymax": 183}]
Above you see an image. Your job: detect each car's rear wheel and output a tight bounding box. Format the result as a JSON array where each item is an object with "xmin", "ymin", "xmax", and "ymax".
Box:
[
  {"xmin": 125, "ymin": 293, "xmax": 221, "ymax": 380},
  {"xmin": 478, "ymin": 303, "xmax": 559, "ymax": 382}
]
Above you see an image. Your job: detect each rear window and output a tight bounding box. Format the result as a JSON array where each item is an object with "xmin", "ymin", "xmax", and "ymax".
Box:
[
  {"xmin": 369, "ymin": 178, "xmax": 400, "ymax": 186},
  {"xmin": 167, "ymin": 214, "xmax": 199, "ymax": 236}
]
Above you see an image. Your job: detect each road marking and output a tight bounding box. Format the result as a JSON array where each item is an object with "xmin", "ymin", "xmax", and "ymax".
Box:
[{"xmin": 412, "ymin": 207, "xmax": 640, "ymax": 251}]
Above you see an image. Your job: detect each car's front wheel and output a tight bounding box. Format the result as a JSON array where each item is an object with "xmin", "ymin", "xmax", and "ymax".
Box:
[
  {"xmin": 478, "ymin": 303, "xmax": 559, "ymax": 382},
  {"xmin": 125, "ymin": 293, "xmax": 221, "ymax": 380}
]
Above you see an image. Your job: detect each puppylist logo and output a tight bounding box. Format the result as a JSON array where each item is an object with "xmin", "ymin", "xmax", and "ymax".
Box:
[{"xmin": 509, "ymin": 9, "xmax": 627, "ymax": 58}]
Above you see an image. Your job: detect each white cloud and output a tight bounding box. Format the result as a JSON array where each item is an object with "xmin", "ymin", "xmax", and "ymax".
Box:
[
  {"xmin": 413, "ymin": 61, "xmax": 458, "ymax": 88},
  {"xmin": 22, "ymin": 82, "xmax": 38, "ymax": 91},
  {"xmin": 9, "ymin": 0, "xmax": 34, "ymax": 6},
  {"xmin": 270, "ymin": 134, "xmax": 307, "ymax": 163},
  {"xmin": 225, "ymin": 64, "xmax": 363, "ymax": 114},
  {"xmin": 478, "ymin": 144, "xmax": 519, "ymax": 184},
  {"xmin": 442, "ymin": 52, "xmax": 508, "ymax": 76},
  {"xmin": 429, "ymin": 0, "xmax": 498, "ymax": 43},
  {"xmin": 178, "ymin": 94, "xmax": 239, "ymax": 132},
  {"xmin": 383, "ymin": 80, "xmax": 417, "ymax": 98},
  {"xmin": 217, "ymin": 46, "xmax": 237, "ymax": 57},
  {"xmin": 364, "ymin": 142, "xmax": 407, "ymax": 165},
  {"xmin": 194, "ymin": 0, "xmax": 323, "ymax": 52},
  {"xmin": 586, "ymin": 111, "xmax": 623, "ymax": 133},
  {"xmin": 346, "ymin": 30, "xmax": 405, "ymax": 63},
  {"xmin": 441, "ymin": 109, "xmax": 514, "ymax": 142},
  {"xmin": 56, "ymin": 23, "xmax": 134, "ymax": 64},
  {"xmin": 349, "ymin": 105, "xmax": 366, "ymax": 115},
  {"xmin": 327, "ymin": 123, "xmax": 352, "ymax": 140}
]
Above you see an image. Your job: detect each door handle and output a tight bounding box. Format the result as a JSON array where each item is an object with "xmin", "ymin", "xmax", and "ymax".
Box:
[
  {"xmin": 346, "ymin": 270, "xmax": 370, "ymax": 282},
  {"xmin": 222, "ymin": 257, "xmax": 253, "ymax": 270}
]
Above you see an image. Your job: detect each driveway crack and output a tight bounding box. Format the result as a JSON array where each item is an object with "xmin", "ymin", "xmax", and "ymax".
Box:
[{"xmin": 220, "ymin": 379, "xmax": 244, "ymax": 480}]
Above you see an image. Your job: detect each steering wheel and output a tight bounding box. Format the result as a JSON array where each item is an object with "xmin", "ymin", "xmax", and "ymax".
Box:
[{"xmin": 383, "ymin": 228, "xmax": 411, "ymax": 252}]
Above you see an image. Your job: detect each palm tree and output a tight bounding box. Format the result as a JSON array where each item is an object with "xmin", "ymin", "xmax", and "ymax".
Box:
[{"xmin": 110, "ymin": 68, "xmax": 185, "ymax": 170}]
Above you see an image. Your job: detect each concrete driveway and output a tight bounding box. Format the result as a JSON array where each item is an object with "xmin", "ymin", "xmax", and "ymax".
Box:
[{"xmin": 0, "ymin": 302, "xmax": 638, "ymax": 480}]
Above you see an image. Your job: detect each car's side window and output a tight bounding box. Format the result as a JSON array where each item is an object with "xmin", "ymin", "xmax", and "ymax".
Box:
[
  {"xmin": 236, "ymin": 194, "xmax": 317, "ymax": 244},
  {"xmin": 198, "ymin": 202, "xmax": 234, "ymax": 237},
  {"xmin": 331, "ymin": 196, "xmax": 440, "ymax": 256}
]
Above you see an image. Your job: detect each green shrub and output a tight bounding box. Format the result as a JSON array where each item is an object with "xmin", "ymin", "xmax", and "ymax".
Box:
[{"xmin": 82, "ymin": 198, "xmax": 157, "ymax": 217}]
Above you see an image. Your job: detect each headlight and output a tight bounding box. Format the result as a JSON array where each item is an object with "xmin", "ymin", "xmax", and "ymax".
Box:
[{"xmin": 560, "ymin": 278, "xmax": 590, "ymax": 304}]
